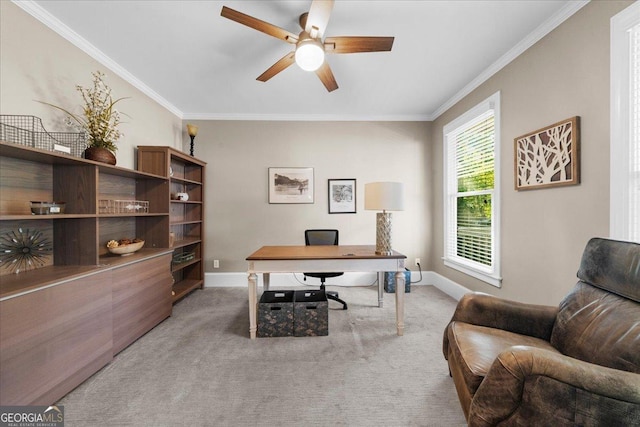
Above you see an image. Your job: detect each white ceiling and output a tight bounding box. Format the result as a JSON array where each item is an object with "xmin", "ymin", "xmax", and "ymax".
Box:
[{"xmin": 22, "ymin": 0, "xmax": 586, "ymax": 121}]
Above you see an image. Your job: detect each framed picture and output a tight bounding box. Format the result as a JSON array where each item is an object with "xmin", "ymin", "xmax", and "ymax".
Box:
[
  {"xmin": 268, "ymin": 167, "xmax": 314, "ymax": 204},
  {"xmin": 328, "ymin": 179, "xmax": 356, "ymax": 214},
  {"xmin": 514, "ymin": 116, "xmax": 580, "ymax": 191}
]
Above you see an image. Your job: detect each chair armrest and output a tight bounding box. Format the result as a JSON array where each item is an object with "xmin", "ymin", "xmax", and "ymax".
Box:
[
  {"xmin": 468, "ymin": 346, "xmax": 640, "ymax": 427},
  {"xmin": 452, "ymin": 292, "xmax": 557, "ymax": 338},
  {"xmin": 443, "ymin": 292, "xmax": 557, "ymax": 360}
]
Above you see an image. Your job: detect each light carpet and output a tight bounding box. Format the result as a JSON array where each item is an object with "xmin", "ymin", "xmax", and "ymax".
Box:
[{"xmin": 57, "ymin": 285, "xmax": 467, "ymax": 426}]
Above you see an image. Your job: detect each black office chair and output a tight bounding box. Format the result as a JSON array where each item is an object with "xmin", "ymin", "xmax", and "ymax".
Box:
[{"xmin": 304, "ymin": 229, "xmax": 348, "ymax": 310}]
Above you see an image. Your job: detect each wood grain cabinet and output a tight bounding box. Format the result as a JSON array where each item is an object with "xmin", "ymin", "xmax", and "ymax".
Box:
[
  {"xmin": 0, "ymin": 141, "xmax": 175, "ymax": 405},
  {"xmin": 0, "ymin": 270, "xmax": 113, "ymax": 405},
  {"xmin": 137, "ymin": 146, "xmax": 206, "ymax": 302},
  {"xmin": 112, "ymin": 253, "xmax": 173, "ymax": 355}
]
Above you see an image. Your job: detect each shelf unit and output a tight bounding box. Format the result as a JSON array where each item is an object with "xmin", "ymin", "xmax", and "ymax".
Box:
[
  {"xmin": 137, "ymin": 146, "xmax": 206, "ymax": 302},
  {"xmin": 0, "ymin": 141, "xmax": 170, "ymax": 280}
]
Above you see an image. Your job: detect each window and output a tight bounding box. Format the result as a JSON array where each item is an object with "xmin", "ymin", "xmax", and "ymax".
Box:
[
  {"xmin": 443, "ymin": 92, "xmax": 501, "ymax": 287},
  {"xmin": 611, "ymin": 2, "xmax": 640, "ymax": 243}
]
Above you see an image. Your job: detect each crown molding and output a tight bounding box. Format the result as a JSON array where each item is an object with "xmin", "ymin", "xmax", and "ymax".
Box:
[
  {"xmin": 182, "ymin": 112, "xmax": 433, "ymax": 122},
  {"xmin": 13, "ymin": 0, "xmax": 184, "ymax": 119},
  {"xmin": 430, "ymin": 0, "xmax": 589, "ymax": 121}
]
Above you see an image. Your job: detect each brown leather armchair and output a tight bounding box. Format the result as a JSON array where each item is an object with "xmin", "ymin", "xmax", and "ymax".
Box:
[{"xmin": 443, "ymin": 238, "xmax": 640, "ymax": 426}]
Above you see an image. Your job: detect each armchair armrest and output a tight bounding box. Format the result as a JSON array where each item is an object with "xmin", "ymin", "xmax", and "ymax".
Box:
[
  {"xmin": 443, "ymin": 293, "xmax": 557, "ymax": 359},
  {"xmin": 447, "ymin": 291, "xmax": 556, "ymax": 337},
  {"xmin": 469, "ymin": 346, "xmax": 640, "ymax": 427}
]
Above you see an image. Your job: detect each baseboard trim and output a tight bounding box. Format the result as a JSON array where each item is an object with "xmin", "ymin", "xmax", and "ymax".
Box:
[
  {"xmin": 426, "ymin": 271, "xmax": 471, "ymax": 301},
  {"xmin": 204, "ymin": 270, "xmax": 470, "ymax": 300}
]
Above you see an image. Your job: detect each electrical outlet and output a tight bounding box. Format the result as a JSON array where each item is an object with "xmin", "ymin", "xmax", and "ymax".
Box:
[
  {"xmin": 415, "ymin": 258, "xmax": 421, "ymax": 266},
  {"xmin": 213, "ymin": 259, "xmax": 220, "ymax": 268}
]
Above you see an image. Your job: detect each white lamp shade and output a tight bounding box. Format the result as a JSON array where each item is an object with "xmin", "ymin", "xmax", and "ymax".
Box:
[
  {"xmin": 295, "ymin": 39, "xmax": 325, "ymax": 71},
  {"xmin": 365, "ymin": 182, "xmax": 405, "ymax": 211}
]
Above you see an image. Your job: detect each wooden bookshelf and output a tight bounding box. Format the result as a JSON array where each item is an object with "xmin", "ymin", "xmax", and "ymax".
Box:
[{"xmin": 137, "ymin": 146, "xmax": 206, "ymax": 302}]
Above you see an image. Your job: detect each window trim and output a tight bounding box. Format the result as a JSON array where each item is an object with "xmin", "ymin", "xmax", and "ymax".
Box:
[
  {"xmin": 610, "ymin": 1, "xmax": 640, "ymax": 243},
  {"xmin": 443, "ymin": 91, "xmax": 502, "ymax": 287}
]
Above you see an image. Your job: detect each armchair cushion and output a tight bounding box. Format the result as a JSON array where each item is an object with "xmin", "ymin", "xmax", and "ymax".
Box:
[{"xmin": 446, "ymin": 322, "xmax": 558, "ymax": 405}]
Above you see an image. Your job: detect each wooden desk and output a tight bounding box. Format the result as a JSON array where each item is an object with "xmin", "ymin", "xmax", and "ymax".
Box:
[{"xmin": 246, "ymin": 245, "xmax": 407, "ymax": 339}]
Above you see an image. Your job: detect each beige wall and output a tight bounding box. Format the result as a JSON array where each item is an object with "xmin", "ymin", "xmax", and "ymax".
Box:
[
  {"xmin": 430, "ymin": 0, "xmax": 633, "ymax": 305},
  {"xmin": 191, "ymin": 120, "xmax": 431, "ymax": 272},
  {"xmin": 0, "ymin": 2, "xmax": 182, "ymax": 170}
]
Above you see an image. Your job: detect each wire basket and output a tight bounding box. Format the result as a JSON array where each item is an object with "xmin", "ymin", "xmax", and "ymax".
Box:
[
  {"xmin": 99, "ymin": 200, "xmax": 149, "ymax": 214},
  {"xmin": 0, "ymin": 115, "xmax": 86, "ymax": 157}
]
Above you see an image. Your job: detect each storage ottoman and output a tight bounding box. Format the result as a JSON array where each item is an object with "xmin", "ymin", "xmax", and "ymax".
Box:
[
  {"xmin": 257, "ymin": 290, "xmax": 294, "ymax": 337},
  {"xmin": 293, "ymin": 290, "xmax": 328, "ymax": 337}
]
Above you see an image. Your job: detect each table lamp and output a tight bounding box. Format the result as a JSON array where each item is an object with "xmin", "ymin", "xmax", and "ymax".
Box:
[
  {"xmin": 365, "ymin": 182, "xmax": 405, "ymax": 255},
  {"xmin": 187, "ymin": 124, "xmax": 198, "ymax": 156}
]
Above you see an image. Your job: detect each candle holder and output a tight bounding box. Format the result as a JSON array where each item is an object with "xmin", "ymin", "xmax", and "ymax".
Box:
[{"xmin": 187, "ymin": 124, "xmax": 198, "ymax": 156}]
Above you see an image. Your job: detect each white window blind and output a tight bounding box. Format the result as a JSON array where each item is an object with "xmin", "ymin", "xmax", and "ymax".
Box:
[
  {"xmin": 443, "ymin": 92, "xmax": 501, "ymax": 287},
  {"xmin": 611, "ymin": 2, "xmax": 640, "ymax": 243}
]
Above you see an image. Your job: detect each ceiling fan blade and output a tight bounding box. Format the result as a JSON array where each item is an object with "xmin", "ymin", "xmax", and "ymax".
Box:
[
  {"xmin": 256, "ymin": 51, "xmax": 296, "ymax": 82},
  {"xmin": 221, "ymin": 6, "xmax": 298, "ymax": 43},
  {"xmin": 305, "ymin": 0, "xmax": 334, "ymax": 38},
  {"xmin": 315, "ymin": 61, "xmax": 338, "ymax": 92},
  {"xmin": 324, "ymin": 36, "xmax": 394, "ymax": 54}
]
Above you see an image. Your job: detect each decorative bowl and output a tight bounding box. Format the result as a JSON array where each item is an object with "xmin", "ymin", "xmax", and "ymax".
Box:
[{"xmin": 107, "ymin": 240, "xmax": 145, "ymax": 256}]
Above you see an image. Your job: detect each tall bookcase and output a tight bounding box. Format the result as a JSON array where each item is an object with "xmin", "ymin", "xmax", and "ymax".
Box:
[{"xmin": 137, "ymin": 146, "xmax": 206, "ymax": 302}]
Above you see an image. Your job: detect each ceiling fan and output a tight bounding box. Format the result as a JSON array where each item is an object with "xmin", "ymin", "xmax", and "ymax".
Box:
[{"xmin": 220, "ymin": 0, "xmax": 394, "ymax": 92}]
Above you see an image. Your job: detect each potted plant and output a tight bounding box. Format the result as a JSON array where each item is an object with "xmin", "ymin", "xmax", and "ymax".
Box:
[{"xmin": 39, "ymin": 70, "xmax": 128, "ymax": 165}]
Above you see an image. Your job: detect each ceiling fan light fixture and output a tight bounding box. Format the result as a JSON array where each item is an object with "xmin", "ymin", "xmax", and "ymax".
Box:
[{"xmin": 295, "ymin": 38, "xmax": 325, "ymax": 71}]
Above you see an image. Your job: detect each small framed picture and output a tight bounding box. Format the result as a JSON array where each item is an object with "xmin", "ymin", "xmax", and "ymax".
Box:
[
  {"xmin": 328, "ymin": 179, "xmax": 356, "ymax": 214},
  {"xmin": 268, "ymin": 167, "xmax": 314, "ymax": 204}
]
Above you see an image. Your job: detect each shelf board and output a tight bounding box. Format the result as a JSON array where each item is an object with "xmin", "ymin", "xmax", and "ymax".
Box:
[
  {"xmin": 170, "ymin": 200, "xmax": 202, "ymax": 204},
  {"xmin": 1, "ymin": 213, "xmax": 170, "ymax": 220},
  {"xmin": 171, "ymin": 257, "xmax": 201, "ymax": 272},
  {"xmin": 98, "ymin": 213, "xmax": 169, "ymax": 218},
  {"xmin": 0, "ymin": 265, "xmax": 102, "ymax": 300},
  {"xmin": 98, "ymin": 248, "xmax": 173, "ymax": 268},
  {"xmin": 170, "ymin": 220, "xmax": 202, "ymax": 226},
  {"xmin": 0, "ymin": 214, "xmax": 96, "ymax": 220},
  {"xmin": 172, "ymin": 278, "xmax": 203, "ymax": 302},
  {"xmin": 170, "ymin": 176, "xmax": 202, "ymax": 186},
  {"xmin": 172, "ymin": 238, "xmax": 201, "ymax": 249}
]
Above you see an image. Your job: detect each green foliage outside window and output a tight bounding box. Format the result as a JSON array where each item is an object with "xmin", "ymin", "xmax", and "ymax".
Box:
[{"xmin": 454, "ymin": 115, "xmax": 495, "ymax": 266}]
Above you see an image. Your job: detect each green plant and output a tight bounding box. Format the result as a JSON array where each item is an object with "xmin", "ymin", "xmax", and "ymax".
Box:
[{"xmin": 39, "ymin": 71, "xmax": 128, "ymax": 152}]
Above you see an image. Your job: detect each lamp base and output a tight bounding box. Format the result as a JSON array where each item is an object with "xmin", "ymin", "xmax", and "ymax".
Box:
[{"xmin": 375, "ymin": 212, "xmax": 393, "ymax": 255}]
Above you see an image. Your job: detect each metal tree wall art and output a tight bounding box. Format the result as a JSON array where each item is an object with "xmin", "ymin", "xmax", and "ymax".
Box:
[
  {"xmin": 514, "ymin": 116, "xmax": 580, "ymax": 190},
  {"xmin": 0, "ymin": 228, "xmax": 53, "ymax": 273}
]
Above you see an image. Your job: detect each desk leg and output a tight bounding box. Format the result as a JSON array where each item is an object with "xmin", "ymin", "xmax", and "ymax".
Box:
[
  {"xmin": 248, "ymin": 272, "xmax": 258, "ymax": 339},
  {"xmin": 377, "ymin": 271, "xmax": 384, "ymax": 308},
  {"xmin": 263, "ymin": 272, "xmax": 270, "ymax": 291},
  {"xmin": 395, "ymin": 271, "xmax": 405, "ymax": 336}
]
